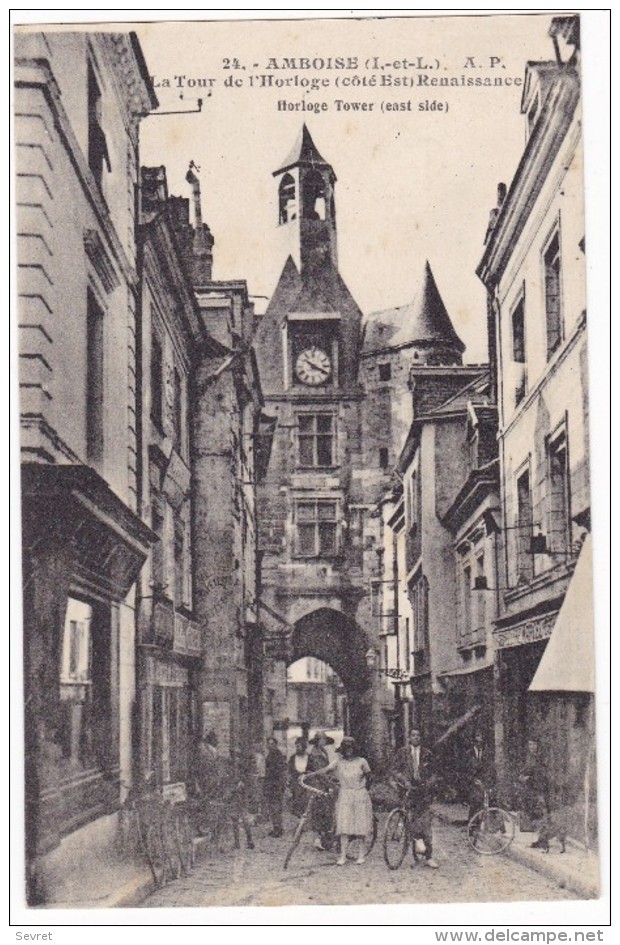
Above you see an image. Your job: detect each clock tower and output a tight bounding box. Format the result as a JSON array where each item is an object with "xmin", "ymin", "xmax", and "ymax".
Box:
[
  {"xmin": 254, "ymin": 127, "xmax": 386, "ymax": 763},
  {"xmin": 258, "ymin": 124, "xmax": 362, "ymax": 397}
]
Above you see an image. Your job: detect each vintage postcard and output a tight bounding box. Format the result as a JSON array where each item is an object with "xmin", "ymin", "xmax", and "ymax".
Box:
[{"xmin": 12, "ymin": 9, "xmax": 608, "ymax": 925}]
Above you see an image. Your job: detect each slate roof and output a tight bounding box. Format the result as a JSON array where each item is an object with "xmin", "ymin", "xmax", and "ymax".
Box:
[
  {"xmin": 362, "ymin": 261, "xmax": 465, "ymax": 354},
  {"xmin": 431, "ymin": 369, "xmax": 493, "ymax": 416},
  {"xmin": 265, "ymin": 254, "xmax": 362, "ymax": 320},
  {"xmin": 273, "ymin": 124, "xmax": 335, "ymax": 177}
]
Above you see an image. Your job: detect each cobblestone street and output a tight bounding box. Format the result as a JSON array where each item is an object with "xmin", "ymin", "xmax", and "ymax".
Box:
[{"xmin": 139, "ymin": 815, "xmax": 577, "ymax": 910}]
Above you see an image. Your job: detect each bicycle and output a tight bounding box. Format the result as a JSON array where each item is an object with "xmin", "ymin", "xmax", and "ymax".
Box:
[
  {"xmin": 383, "ymin": 783, "xmax": 433, "ymax": 870},
  {"xmin": 118, "ymin": 780, "xmax": 194, "ymax": 887},
  {"xmin": 175, "ymin": 801, "xmax": 197, "ymax": 873},
  {"xmin": 467, "ymin": 780, "xmax": 515, "ymax": 855},
  {"xmin": 283, "ymin": 774, "xmax": 378, "ymax": 870}
]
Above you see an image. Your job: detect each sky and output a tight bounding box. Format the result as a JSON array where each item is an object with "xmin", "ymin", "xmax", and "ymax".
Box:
[{"xmin": 136, "ymin": 12, "xmax": 561, "ymax": 364}]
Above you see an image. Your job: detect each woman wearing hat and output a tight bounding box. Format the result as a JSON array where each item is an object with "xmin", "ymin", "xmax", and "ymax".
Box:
[{"xmin": 306, "ymin": 735, "xmax": 373, "ymax": 865}]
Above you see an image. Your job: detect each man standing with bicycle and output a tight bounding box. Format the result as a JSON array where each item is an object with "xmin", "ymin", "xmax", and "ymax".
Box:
[
  {"xmin": 389, "ymin": 728, "xmax": 439, "ymax": 869},
  {"xmin": 465, "ymin": 730, "xmax": 496, "ymax": 822}
]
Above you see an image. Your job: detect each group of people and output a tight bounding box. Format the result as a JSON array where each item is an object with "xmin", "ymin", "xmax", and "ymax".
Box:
[
  {"xmin": 265, "ymin": 727, "xmax": 438, "ymax": 868},
  {"xmin": 264, "ymin": 731, "xmax": 373, "ymax": 864},
  {"xmin": 194, "ymin": 731, "xmax": 256, "ymax": 850},
  {"xmin": 193, "ymin": 726, "xmax": 552, "ymax": 867}
]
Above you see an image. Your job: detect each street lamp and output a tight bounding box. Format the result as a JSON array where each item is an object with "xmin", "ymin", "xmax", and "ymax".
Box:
[{"xmin": 365, "ymin": 647, "xmax": 410, "ymax": 681}]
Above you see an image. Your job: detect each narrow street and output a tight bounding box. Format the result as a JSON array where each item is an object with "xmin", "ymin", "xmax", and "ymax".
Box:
[{"xmin": 139, "ymin": 815, "xmax": 576, "ymax": 909}]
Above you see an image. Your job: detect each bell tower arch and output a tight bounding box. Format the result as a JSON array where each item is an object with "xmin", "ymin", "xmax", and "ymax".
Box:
[{"xmin": 272, "ymin": 124, "xmax": 338, "ymax": 275}]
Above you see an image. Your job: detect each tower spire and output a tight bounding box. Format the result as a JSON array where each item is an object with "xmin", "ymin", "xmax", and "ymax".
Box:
[{"xmin": 366, "ymin": 261, "xmax": 465, "ymax": 365}]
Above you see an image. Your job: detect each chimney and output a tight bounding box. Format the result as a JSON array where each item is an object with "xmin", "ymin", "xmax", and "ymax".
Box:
[
  {"xmin": 185, "ymin": 165, "xmax": 214, "ymax": 284},
  {"xmin": 141, "ymin": 165, "xmax": 169, "ymax": 218},
  {"xmin": 483, "ymin": 183, "xmax": 507, "ymax": 245}
]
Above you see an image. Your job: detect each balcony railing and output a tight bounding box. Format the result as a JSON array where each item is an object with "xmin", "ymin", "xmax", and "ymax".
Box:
[{"xmin": 149, "ymin": 600, "xmax": 202, "ymax": 657}]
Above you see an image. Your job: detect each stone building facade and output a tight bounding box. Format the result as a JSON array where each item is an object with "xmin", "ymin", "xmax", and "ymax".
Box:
[
  {"xmin": 16, "ymin": 31, "xmax": 157, "ymax": 903},
  {"xmin": 477, "ymin": 15, "xmax": 594, "ymax": 837},
  {"xmin": 393, "ymin": 364, "xmax": 492, "ymax": 744},
  {"xmin": 190, "ymin": 276, "xmax": 270, "ymax": 759},
  {"xmin": 362, "ymin": 263, "xmax": 476, "ymax": 753},
  {"xmin": 136, "ymin": 166, "xmax": 204, "ymax": 791},
  {"xmin": 374, "ymin": 358, "xmax": 503, "ymax": 796}
]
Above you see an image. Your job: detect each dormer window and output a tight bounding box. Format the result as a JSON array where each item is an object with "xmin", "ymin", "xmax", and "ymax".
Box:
[{"xmin": 279, "ymin": 173, "xmax": 297, "ymax": 223}]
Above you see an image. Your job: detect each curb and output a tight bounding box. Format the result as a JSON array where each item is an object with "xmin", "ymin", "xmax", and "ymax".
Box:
[
  {"xmin": 113, "ymin": 835, "xmax": 212, "ymax": 908},
  {"xmin": 505, "ymin": 837, "xmax": 599, "ymax": 900},
  {"xmin": 107, "ymin": 869, "xmax": 156, "ymax": 909},
  {"xmin": 38, "ymin": 867, "xmax": 156, "ymax": 910},
  {"xmin": 433, "ymin": 806, "xmax": 599, "ymax": 900}
]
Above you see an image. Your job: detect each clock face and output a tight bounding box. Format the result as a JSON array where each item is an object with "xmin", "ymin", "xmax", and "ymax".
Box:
[{"xmin": 295, "ymin": 346, "xmax": 332, "ymax": 386}]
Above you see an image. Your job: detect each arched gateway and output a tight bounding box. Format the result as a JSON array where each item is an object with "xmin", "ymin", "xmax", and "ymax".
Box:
[{"xmin": 289, "ymin": 608, "xmax": 374, "ymax": 755}]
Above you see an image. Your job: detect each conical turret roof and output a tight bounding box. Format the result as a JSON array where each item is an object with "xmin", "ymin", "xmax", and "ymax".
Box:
[
  {"xmin": 364, "ymin": 261, "xmax": 464, "ymax": 354},
  {"xmin": 273, "ymin": 124, "xmax": 335, "ymax": 178}
]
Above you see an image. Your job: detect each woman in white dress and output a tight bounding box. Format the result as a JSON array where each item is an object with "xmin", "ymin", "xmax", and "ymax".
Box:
[{"xmin": 305, "ymin": 735, "xmax": 373, "ymax": 865}]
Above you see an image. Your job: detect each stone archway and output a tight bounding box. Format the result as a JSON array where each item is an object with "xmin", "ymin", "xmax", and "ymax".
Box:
[{"xmin": 288, "ymin": 607, "xmax": 375, "ymax": 759}]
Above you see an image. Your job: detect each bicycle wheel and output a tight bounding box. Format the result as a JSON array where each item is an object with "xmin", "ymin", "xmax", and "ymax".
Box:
[
  {"xmin": 175, "ymin": 808, "xmax": 196, "ymax": 874},
  {"xmin": 283, "ymin": 814, "xmax": 307, "ymax": 870},
  {"xmin": 468, "ymin": 807, "xmax": 515, "ymax": 855},
  {"xmin": 145, "ymin": 822, "xmax": 168, "ymax": 887},
  {"xmin": 358, "ymin": 811, "xmax": 379, "ymax": 858},
  {"xmin": 383, "ymin": 808, "xmax": 409, "ymax": 870},
  {"xmin": 161, "ymin": 809, "xmax": 183, "ymax": 880},
  {"xmin": 204, "ymin": 801, "xmax": 231, "ymax": 852}
]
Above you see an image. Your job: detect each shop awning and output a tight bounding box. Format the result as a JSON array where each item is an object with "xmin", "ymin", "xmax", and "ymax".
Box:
[
  {"xmin": 529, "ymin": 534, "xmax": 595, "ymax": 693},
  {"xmin": 437, "ymin": 660, "xmax": 494, "ymax": 678}
]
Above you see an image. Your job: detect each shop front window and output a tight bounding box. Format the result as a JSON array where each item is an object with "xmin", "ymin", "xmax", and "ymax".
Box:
[
  {"xmin": 149, "ymin": 683, "xmax": 192, "ymax": 785},
  {"xmin": 59, "ymin": 597, "xmax": 110, "ymax": 771}
]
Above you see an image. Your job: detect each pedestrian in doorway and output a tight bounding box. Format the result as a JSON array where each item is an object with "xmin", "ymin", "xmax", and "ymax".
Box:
[
  {"xmin": 192, "ymin": 731, "xmax": 227, "ymax": 839},
  {"xmin": 389, "ymin": 728, "xmax": 439, "ymax": 868},
  {"xmin": 308, "ymin": 730, "xmax": 336, "ymax": 850},
  {"xmin": 263, "ymin": 736, "xmax": 286, "ymax": 837},
  {"xmin": 252, "ymin": 747, "xmax": 266, "ymax": 821},
  {"xmin": 306, "ymin": 735, "xmax": 373, "ymax": 865},
  {"xmin": 518, "ymin": 738, "xmax": 549, "ymax": 837},
  {"xmin": 194, "ymin": 730, "xmax": 220, "ymax": 793},
  {"xmin": 227, "ymin": 752, "xmax": 255, "ymax": 850},
  {"xmin": 287, "ymin": 737, "xmax": 310, "ymax": 818}
]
